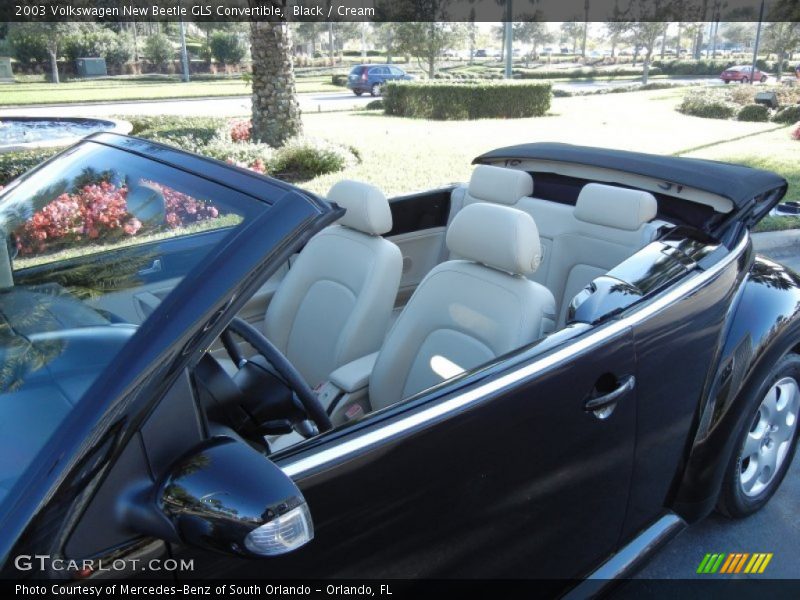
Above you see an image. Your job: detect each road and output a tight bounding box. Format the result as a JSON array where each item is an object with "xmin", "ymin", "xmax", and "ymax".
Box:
[
  {"xmin": 0, "ymin": 91, "xmax": 375, "ymax": 119},
  {"xmin": 0, "ymin": 77, "xmax": 732, "ymax": 119},
  {"xmin": 628, "ymin": 246, "xmax": 800, "ymax": 583}
]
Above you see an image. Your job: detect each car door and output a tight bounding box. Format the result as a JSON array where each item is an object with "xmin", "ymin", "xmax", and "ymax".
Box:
[{"xmin": 173, "ymin": 324, "xmax": 638, "ymax": 582}]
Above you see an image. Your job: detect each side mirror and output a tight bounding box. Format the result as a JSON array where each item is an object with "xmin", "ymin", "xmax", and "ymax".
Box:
[{"xmin": 128, "ymin": 436, "xmax": 313, "ymax": 557}]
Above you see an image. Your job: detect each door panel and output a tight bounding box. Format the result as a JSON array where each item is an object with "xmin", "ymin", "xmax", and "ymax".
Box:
[
  {"xmin": 387, "ymin": 188, "xmax": 451, "ymax": 304},
  {"xmin": 176, "ymin": 327, "xmax": 638, "ymax": 581},
  {"xmin": 620, "ymin": 255, "xmax": 742, "ymax": 540},
  {"xmin": 389, "ymin": 228, "xmax": 446, "ymax": 305}
]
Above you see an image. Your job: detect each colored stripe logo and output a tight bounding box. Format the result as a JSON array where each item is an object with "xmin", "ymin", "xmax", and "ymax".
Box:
[{"xmin": 697, "ymin": 553, "xmax": 773, "ymax": 574}]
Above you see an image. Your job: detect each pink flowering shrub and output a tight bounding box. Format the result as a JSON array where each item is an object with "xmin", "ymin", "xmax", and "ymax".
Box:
[
  {"xmin": 15, "ymin": 182, "xmax": 140, "ymax": 256},
  {"xmin": 143, "ymin": 181, "xmax": 220, "ymax": 229},
  {"xmin": 792, "ymin": 123, "xmax": 800, "ymax": 141},
  {"xmin": 229, "ymin": 120, "xmax": 252, "ymax": 143},
  {"xmin": 14, "ymin": 180, "xmax": 224, "ymax": 256}
]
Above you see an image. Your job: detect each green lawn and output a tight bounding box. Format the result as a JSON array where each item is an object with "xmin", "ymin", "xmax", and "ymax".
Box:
[
  {"xmin": 296, "ymin": 89, "xmax": 782, "ymax": 197},
  {"xmin": 0, "ymin": 77, "xmax": 338, "ymax": 106}
]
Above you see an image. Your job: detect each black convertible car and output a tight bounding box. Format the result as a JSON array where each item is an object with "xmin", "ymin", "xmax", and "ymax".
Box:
[{"xmin": 0, "ymin": 135, "xmax": 798, "ymax": 593}]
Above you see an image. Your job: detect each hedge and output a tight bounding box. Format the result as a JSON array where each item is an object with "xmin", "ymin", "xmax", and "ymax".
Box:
[
  {"xmin": 0, "ymin": 148, "xmax": 60, "ymax": 186},
  {"xmin": 331, "ymin": 74, "xmax": 348, "ymax": 86},
  {"xmin": 737, "ymin": 104, "xmax": 770, "ymax": 122},
  {"xmin": 773, "ymin": 104, "xmax": 800, "ymax": 125},
  {"xmin": 678, "ymin": 90, "xmax": 737, "ymax": 119},
  {"xmin": 383, "ymin": 81, "xmax": 552, "ymax": 120},
  {"xmin": 1, "ymin": 117, "xmax": 360, "ymax": 187}
]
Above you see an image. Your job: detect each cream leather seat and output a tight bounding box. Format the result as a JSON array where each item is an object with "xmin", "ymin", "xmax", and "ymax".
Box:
[
  {"xmin": 369, "ymin": 202, "xmax": 555, "ymax": 410},
  {"xmin": 547, "ymin": 183, "xmax": 659, "ymax": 325},
  {"xmin": 263, "ymin": 180, "xmax": 402, "ymax": 387}
]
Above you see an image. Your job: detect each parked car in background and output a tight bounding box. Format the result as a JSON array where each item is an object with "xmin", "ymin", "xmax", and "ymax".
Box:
[
  {"xmin": 721, "ymin": 65, "xmax": 768, "ymax": 84},
  {"xmin": 347, "ymin": 64, "xmax": 413, "ymax": 96}
]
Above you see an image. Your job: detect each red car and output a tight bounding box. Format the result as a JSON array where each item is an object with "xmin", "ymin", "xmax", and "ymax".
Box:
[{"xmin": 720, "ymin": 65, "xmax": 768, "ymax": 83}]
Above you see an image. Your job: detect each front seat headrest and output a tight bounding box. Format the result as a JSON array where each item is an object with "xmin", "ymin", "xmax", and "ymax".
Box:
[
  {"xmin": 446, "ymin": 203, "xmax": 542, "ymax": 276},
  {"xmin": 327, "ymin": 180, "xmax": 392, "ymax": 235},
  {"xmin": 468, "ymin": 164, "xmax": 534, "ymax": 205},
  {"xmin": 574, "ymin": 183, "xmax": 658, "ymax": 231}
]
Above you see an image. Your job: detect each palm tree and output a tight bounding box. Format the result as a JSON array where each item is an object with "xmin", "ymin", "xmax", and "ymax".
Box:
[{"xmin": 249, "ymin": 10, "xmax": 302, "ymax": 147}]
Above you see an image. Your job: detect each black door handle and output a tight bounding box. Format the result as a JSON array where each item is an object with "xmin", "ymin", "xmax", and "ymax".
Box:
[{"xmin": 584, "ymin": 375, "xmax": 636, "ymax": 413}]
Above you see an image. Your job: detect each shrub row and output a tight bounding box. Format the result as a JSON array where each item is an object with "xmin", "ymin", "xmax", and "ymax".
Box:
[
  {"xmin": 513, "ymin": 66, "xmax": 660, "ymax": 80},
  {"xmin": 678, "ymin": 90, "xmax": 737, "ymax": 119},
  {"xmin": 737, "ymin": 104, "xmax": 770, "ymax": 122},
  {"xmin": 678, "ymin": 87, "xmax": 800, "ymax": 122},
  {"xmin": 383, "ymin": 81, "xmax": 551, "ymax": 120},
  {"xmin": 0, "ymin": 116, "xmax": 360, "ymax": 188},
  {"xmin": 774, "ymin": 105, "xmax": 800, "ymax": 125}
]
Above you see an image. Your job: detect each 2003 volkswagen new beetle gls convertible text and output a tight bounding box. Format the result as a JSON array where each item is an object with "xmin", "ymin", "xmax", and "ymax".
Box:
[{"xmin": 0, "ymin": 135, "xmax": 798, "ymax": 592}]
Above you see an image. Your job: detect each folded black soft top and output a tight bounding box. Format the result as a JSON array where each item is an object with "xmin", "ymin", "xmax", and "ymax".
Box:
[{"xmin": 473, "ymin": 142, "xmax": 787, "ymax": 209}]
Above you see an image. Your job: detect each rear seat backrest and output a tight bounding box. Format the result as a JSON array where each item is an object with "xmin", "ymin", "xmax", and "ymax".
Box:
[
  {"xmin": 450, "ymin": 170, "xmax": 664, "ymax": 327},
  {"xmin": 450, "ymin": 164, "xmax": 534, "ymax": 218},
  {"xmin": 546, "ymin": 184, "xmax": 659, "ymax": 326}
]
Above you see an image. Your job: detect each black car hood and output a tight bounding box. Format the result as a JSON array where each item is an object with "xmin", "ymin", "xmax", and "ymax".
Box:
[{"xmin": 473, "ymin": 143, "xmax": 788, "ymax": 210}]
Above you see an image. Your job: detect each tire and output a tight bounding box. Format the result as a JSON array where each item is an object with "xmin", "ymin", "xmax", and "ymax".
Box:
[
  {"xmin": 760, "ymin": 75, "xmax": 768, "ymax": 83},
  {"xmin": 353, "ymin": 91, "xmax": 363, "ymax": 97},
  {"xmin": 724, "ymin": 80, "xmax": 731, "ymax": 84},
  {"xmin": 741, "ymin": 77, "xmax": 749, "ymax": 84},
  {"xmin": 717, "ymin": 353, "xmax": 800, "ymax": 518},
  {"xmin": 370, "ymin": 83, "xmax": 381, "ymax": 97}
]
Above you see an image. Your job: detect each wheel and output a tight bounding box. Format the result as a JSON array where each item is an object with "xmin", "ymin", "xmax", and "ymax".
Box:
[
  {"xmin": 760, "ymin": 75, "xmax": 768, "ymax": 83},
  {"xmin": 353, "ymin": 90, "xmax": 363, "ymax": 96},
  {"xmin": 370, "ymin": 83, "xmax": 382, "ymax": 97},
  {"xmin": 717, "ymin": 353, "xmax": 800, "ymax": 518},
  {"xmin": 741, "ymin": 76, "xmax": 749, "ymax": 84},
  {"xmin": 724, "ymin": 80, "xmax": 731, "ymax": 84}
]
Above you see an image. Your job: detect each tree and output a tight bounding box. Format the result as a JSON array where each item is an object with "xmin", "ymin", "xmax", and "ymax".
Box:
[
  {"xmin": 466, "ymin": 9, "xmax": 477, "ymax": 63},
  {"xmin": 560, "ymin": 20, "xmax": 585, "ymax": 55},
  {"xmin": 763, "ymin": 22, "xmax": 800, "ymax": 79},
  {"xmin": 143, "ymin": 33, "xmax": 174, "ymax": 70},
  {"xmin": 8, "ymin": 22, "xmax": 78, "ymax": 83},
  {"xmin": 395, "ymin": 21, "xmax": 464, "ymax": 78},
  {"xmin": 209, "ymin": 31, "xmax": 247, "ymax": 66},
  {"xmin": 722, "ymin": 22, "xmax": 756, "ymax": 50},
  {"xmin": 605, "ymin": 21, "xmax": 632, "ymax": 57},
  {"xmin": 373, "ymin": 23, "xmax": 401, "ymax": 63},
  {"xmin": 512, "ymin": 22, "xmax": 554, "ymax": 58},
  {"xmin": 630, "ymin": 21, "xmax": 667, "ymax": 83},
  {"xmin": 249, "ymin": 18, "xmax": 301, "ymax": 146}
]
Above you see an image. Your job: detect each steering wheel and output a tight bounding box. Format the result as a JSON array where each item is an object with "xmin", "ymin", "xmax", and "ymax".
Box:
[{"xmin": 222, "ymin": 317, "xmax": 332, "ymax": 434}]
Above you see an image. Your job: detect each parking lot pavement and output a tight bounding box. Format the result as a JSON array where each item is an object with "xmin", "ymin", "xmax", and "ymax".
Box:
[{"xmin": 632, "ymin": 244, "xmax": 800, "ymax": 581}]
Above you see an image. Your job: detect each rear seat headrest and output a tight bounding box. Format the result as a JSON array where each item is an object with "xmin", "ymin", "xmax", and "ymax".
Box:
[
  {"xmin": 327, "ymin": 180, "xmax": 392, "ymax": 235},
  {"xmin": 468, "ymin": 165, "xmax": 533, "ymax": 206},
  {"xmin": 574, "ymin": 183, "xmax": 658, "ymax": 231},
  {"xmin": 446, "ymin": 203, "xmax": 541, "ymax": 276}
]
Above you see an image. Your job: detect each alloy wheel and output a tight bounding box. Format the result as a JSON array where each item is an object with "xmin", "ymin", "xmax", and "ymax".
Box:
[{"xmin": 739, "ymin": 377, "xmax": 800, "ymax": 497}]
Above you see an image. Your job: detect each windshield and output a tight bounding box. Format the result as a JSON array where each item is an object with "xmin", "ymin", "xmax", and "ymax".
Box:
[{"xmin": 0, "ymin": 141, "xmax": 255, "ymax": 501}]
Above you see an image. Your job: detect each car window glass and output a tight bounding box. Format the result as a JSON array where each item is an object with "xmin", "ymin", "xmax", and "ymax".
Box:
[{"xmin": 0, "ymin": 141, "xmax": 255, "ymax": 501}]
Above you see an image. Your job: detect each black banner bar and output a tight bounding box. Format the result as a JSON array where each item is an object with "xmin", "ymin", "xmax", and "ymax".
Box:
[
  {"xmin": 4, "ymin": 579, "xmax": 800, "ymax": 599},
  {"xmin": 1, "ymin": 0, "xmax": 799, "ymax": 23}
]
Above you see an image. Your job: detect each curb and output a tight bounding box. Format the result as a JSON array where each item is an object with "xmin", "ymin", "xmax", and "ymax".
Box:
[{"xmin": 752, "ymin": 229, "xmax": 800, "ymax": 257}]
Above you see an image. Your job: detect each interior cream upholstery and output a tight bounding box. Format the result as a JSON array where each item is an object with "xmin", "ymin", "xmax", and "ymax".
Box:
[
  {"xmin": 327, "ymin": 179, "xmax": 393, "ymax": 235},
  {"xmin": 465, "ymin": 164, "xmax": 534, "ymax": 206},
  {"xmin": 451, "ymin": 168, "xmax": 666, "ymax": 327},
  {"xmin": 263, "ymin": 181, "xmax": 401, "ymax": 387},
  {"xmin": 369, "ymin": 203, "xmax": 555, "ymax": 410},
  {"xmin": 446, "ymin": 202, "xmax": 542, "ymax": 275},
  {"xmin": 573, "ymin": 183, "xmax": 658, "ymax": 231}
]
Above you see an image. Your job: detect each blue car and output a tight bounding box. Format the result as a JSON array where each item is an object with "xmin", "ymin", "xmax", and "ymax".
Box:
[{"xmin": 347, "ymin": 63, "xmax": 413, "ymax": 96}]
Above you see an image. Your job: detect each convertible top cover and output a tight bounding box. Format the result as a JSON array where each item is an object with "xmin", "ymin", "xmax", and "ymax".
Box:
[{"xmin": 473, "ymin": 143, "xmax": 787, "ymax": 208}]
